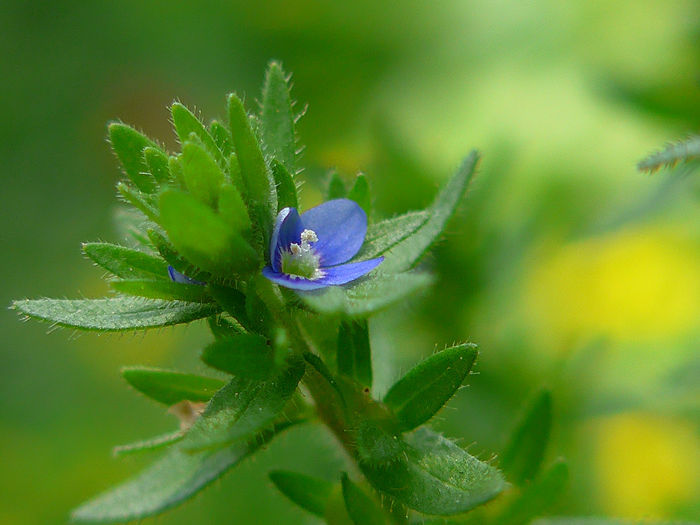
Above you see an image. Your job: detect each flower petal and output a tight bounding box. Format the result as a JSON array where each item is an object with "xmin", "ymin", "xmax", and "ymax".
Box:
[
  {"xmin": 301, "ymin": 198, "xmax": 367, "ymax": 266},
  {"xmin": 168, "ymin": 266, "xmax": 205, "ymax": 286},
  {"xmin": 269, "ymin": 207, "xmax": 303, "ymax": 272},
  {"xmin": 262, "ymin": 256, "xmax": 384, "ymax": 291}
]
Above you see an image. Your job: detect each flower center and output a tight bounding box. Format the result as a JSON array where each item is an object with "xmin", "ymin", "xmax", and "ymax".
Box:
[{"xmin": 280, "ymin": 229, "xmax": 324, "ymax": 280}]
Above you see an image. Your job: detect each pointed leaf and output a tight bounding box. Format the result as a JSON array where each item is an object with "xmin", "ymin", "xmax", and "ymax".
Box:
[
  {"xmin": 207, "ymin": 285, "xmax": 250, "ymax": 329},
  {"xmin": 159, "ymin": 190, "xmax": 258, "ymax": 276},
  {"xmin": 301, "ymin": 271, "xmax": 433, "ymax": 317},
  {"xmin": 384, "ymin": 344, "xmax": 477, "ymax": 431},
  {"xmin": 270, "ymin": 159, "xmax": 298, "ymax": 210},
  {"xmin": 353, "ymin": 211, "xmax": 429, "ymax": 261},
  {"xmin": 341, "ymin": 473, "xmax": 386, "ymax": 525},
  {"xmin": 269, "ymin": 470, "xmax": 334, "ymax": 517},
  {"xmin": 348, "ymin": 174, "xmax": 371, "ymax": 219},
  {"xmin": 143, "ymin": 146, "xmax": 170, "ymax": 183},
  {"xmin": 381, "ymin": 151, "xmax": 479, "ymax": 273},
  {"xmin": 12, "ymin": 297, "xmax": 218, "ymax": 331},
  {"xmin": 217, "ymin": 183, "xmax": 251, "ymax": 232},
  {"xmin": 497, "ymin": 460, "xmax": 569, "ymax": 525},
  {"xmin": 171, "ymin": 102, "xmax": 226, "ymax": 166},
  {"xmin": 108, "ymin": 123, "xmax": 159, "ymax": 193},
  {"xmin": 261, "ymin": 61, "xmax": 296, "ymax": 173},
  {"xmin": 110, "ymin": 279, "xmax": 209, "ymax": 302},
  {"xmin": 72, "ymin": 415, "xmax": 297, "ymax": 523},
  {"xmin": 227, "ymin": 93, "xmax": 277, "ymax": 245},
  {"xmin": 361, "ymin": 427, "xmax": 506, "ymax": 515},
  {"xmin": 122, "ymin": 367, "xmax": 224, "ymax": 405},
  {"xmin": 147, "ymin": 229, "xmax": 210, "ymax": 283},
  {"xmin": 181, "ymin": 141, "xmax": 226, "ymax": 208},
  {"xmin": 113, "ymin": 431, "xmax": 184, "ymax": 457},
  {"xmin": 184, "ymin": 358, "xmax": 305, "ymax": 451},
  {"xmin": 337, "ymin": 320, "xmax": 372, "ymax": 387},
  {"xmin": 117, "ymin": 182, "xmax": 159, "ymax": 222},
  {"xmin": 209, "ymin": 120, "xmax": 233, "ymax": 157},
  {"xmin": 328, "ymin": 171, "xmax": 347, "ymax": 200},
  {"xmin": 201, "ymin": 334, "xmax": 275, "ymax": 380},
  {"xmin": 500, "ymin": 388, "xmax": 552, "ymax": 485},
  {"xmin": 82, "ymin": 243, "xmax": 169, "ymax": 280}
]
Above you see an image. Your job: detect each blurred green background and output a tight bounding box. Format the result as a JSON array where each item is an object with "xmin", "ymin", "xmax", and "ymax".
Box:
[{"xmin": 1, "ymin": 1, "xmax": 698, "ymax": 523}]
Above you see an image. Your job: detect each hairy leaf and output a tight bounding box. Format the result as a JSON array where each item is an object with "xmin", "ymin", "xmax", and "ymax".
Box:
[
  {"xmin": 184, "ymin": 358, "xmax": 305, "ymax": 451},
  {"xmin": 301, "ymin": 271, "xmax": 433, "ymax": 317},
  {"xmin": 341, "ymin": 473, "xmax": 386, "ymax": 525},
  {"xmin": 381, "ymin": 151, "xmax": 479, "ymax": 273},
  {"xmin": 361, "ymin": 427, "xmax": 505, "ymax": 515},
  {"xmin": 261, "ymin": 61, "xmax": 296, "ymax": 174},
  {"xmin": 181, "ymin": 141, "xmax": 226, "ymax": 208},
  {"xmin": 108, "ymin": 122, "xmax": 159, "ymax": 193},
  {"xmin": 143, "ymin": 146, "xmax": 170, "ymax": 183},
  {"xmin": 354, "ymin": 211, "xmax": 429, "ymax": 261},
  {"xmin": 112, "ymin": 431, "xmax": 184, "ymax": 457},
  {"xmin": 228, "ymin": 93, "xmax": 277, "ymax": 246},
  {"xmin": 270, "ymin": 159, "xmax": 298, "ymax": 210},
  {"xmin": 121, "ymin": 367, "xmax": 224, "ymax": 405},
  {"xmin": 110, "ymin": 279, "xmax": 210, "ymax": 302},
  {"xmin": 209, "ymin": 120, "xmax": 233, "ymax": 157},
  {"xmin": 201, "ymin": 334, "xmax": 275, "ymax": 380},
  {"xmin": 12, "ymin": 297, "xmax": 218, "ymax": 331},
  {"xmin": 384, "ymin": 344, "xmax": 477, "ymax": 431},
  {"xmin": 269, "ymin": 470, "xmax": 334, "ymax": 517},
  {"xmin": 348, "ymin": 174, "xmax": 371, "ymax": 219},
  {"xmin": 117, "ymin": 182, "xmax": 159, "ymax": 222},
  {"xmin": 500, "ymin": 388, "xmax": 552, "ymax": 485},
  {"xmin": 171, "ymin": 102, "xmax": 226, "ymax": 167},
  {"xmin": 159, "ymin": 190, "xmax": 258, "ymax": 276},
  {"xmin": 337, "ymin": 320, "xmax": 372, "ymax": 387},
  {"xmin": 637, "ymin": 135, "xmax": 700, "ymax": 172},
  {"xmin": 82, "ymin": 243, "xmax": 169, "ymax": 280}
]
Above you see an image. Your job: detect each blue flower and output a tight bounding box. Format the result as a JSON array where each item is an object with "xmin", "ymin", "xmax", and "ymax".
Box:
[
  {"xmin": 168, "ymin": 266, "xmax": 205, "ymax": 286},
  {"xmin": 263, "ymin": 199, "xmax": 383, "ymax": 290}
]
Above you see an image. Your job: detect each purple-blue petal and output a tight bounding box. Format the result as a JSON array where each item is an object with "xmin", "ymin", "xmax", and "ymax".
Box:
[
  {"xmin": 301, "ymin": 198, "xmax": 367, "ymax": 266},
  {"xmin": 261, "ymin": 256, "xmax": 384, "ymax": 291},
  {"xmin": 269, "ymin": 207, "xmax": 304, "ymax": 272},
  {"xmin": 168, "ymin": 266, "xmax": 205, "ymax": 286}
]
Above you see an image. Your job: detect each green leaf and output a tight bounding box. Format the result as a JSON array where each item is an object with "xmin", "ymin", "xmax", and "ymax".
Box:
[
  {"xmin": 122, "ymin": 366, "xmax": 224, "ymax": 405},
  {"xmin": 227, "ymin": 93, "xmax": 277, "ymax": 245},
  {"xmin": 168, "ymin": 155, "xmax": 186, "ymax": 187},
  {"xmin": 269, "ymin": 470, "xmax": 334, "ymax": 517},
  {"xmin": 184, "ymin": 358, "xmax": 305, "ymax": 451},
  {"xmin": 117, "ymin": 182, "xmax": 159, "ymax": 222},
  {"xmin": 328, "ymin": 171, "xmax": 347, "ymax": 200},
  {"xmin": 261, "ymin": 61, "xmax": 296, "ymax": 174},
  {"xmin": 143, "ymin": 146, "xmax": 170, "ymax": 183},
  {"xmin": 110, "ymin": 279, "xmax": 210, "ymax": 303},
  {"xmin": 496, "ymin": 460, "xmax": 569, "ymax": 525},
  {"xmin": 159, "ymin": 190, "xmax": 258, "ymax": 276},
  {"xmin": 147, "ymin": 229, "xmax": 210, "ymax": 283},
  {"xmin": 108, "ymin": 122, "xmax": 159, "ymax": 193},
  {"xmin": 82, "ymin": 242, "xmax": 169, "ymax": 280},
  {"xmin": 217, "ymin": 183, "xmax": 251, "ymax": 232},
  {"xmin": 361, "ymin": 427, "xmax": 505, "ymax": 515},
  {"xmin": 384, "ymin": 344, "xmax": 477, "ymax": 431},
  {"xmin": 500, "ymin": 388, "xmax": 552, "ymax": 485},
  {"xmin": 348, "ymin": 174, "xmax": 371, "ymax": 218},
  {"xmin": 181, "ymin": 141, "xmax": 226, "ymax": 208},
  {"xmin": 209, "ymin": 120, "xmax": 233, "ymax": 157},
  {"xmin": 301, "ymin": 271, "xmax": 433, "ymax": 317},
  {"xmin": 354, "ymin": 211, "xmax": 429, "ymax": 261},
  {"xmin": 12, "ymin": 297, "xmax": 218, "ymax": 331},
  {"xmin": 113, "ymin": 431, "xmax": 184, "ymax": 457},
  {"xmin": 337, "ymin": 320, "xmax": 372, "ymax": 387},
  {"xmin": 72, "ymin": 416, "xmax": 297, "ymax": 523},
  {"xmin": 270, "ymin": 159, "xmax": 298, "ymax": 210},
  {"xmin": 201, "ymin": 334, "xmax": 275, "ymax": 380},
  {"xmin": 381, "ymin": 151, "xmax": 479, "ymax": 273},
  {"xmin": 171, "ymin": 102, "xmax": 226, "ymax": 167},
  {"xmin": 341, "ymin": 473, "xmax": 386, "ymax": 525},
  {"xmin": 207, "ymin": 285, "xmax": 250, "ymax": 329},
  {"xmin": 638, "ymin": 135, "xmax": 700, "ymax": 172}
]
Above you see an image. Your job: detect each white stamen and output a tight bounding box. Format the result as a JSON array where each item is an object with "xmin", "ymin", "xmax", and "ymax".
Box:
[
  {"xmin": 290, "ymin": 243, "xmax": 302, "ymax": 256},
  {"xmin": 301, "ymin": 229, "xmax": 318, "ymax": 243}
]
